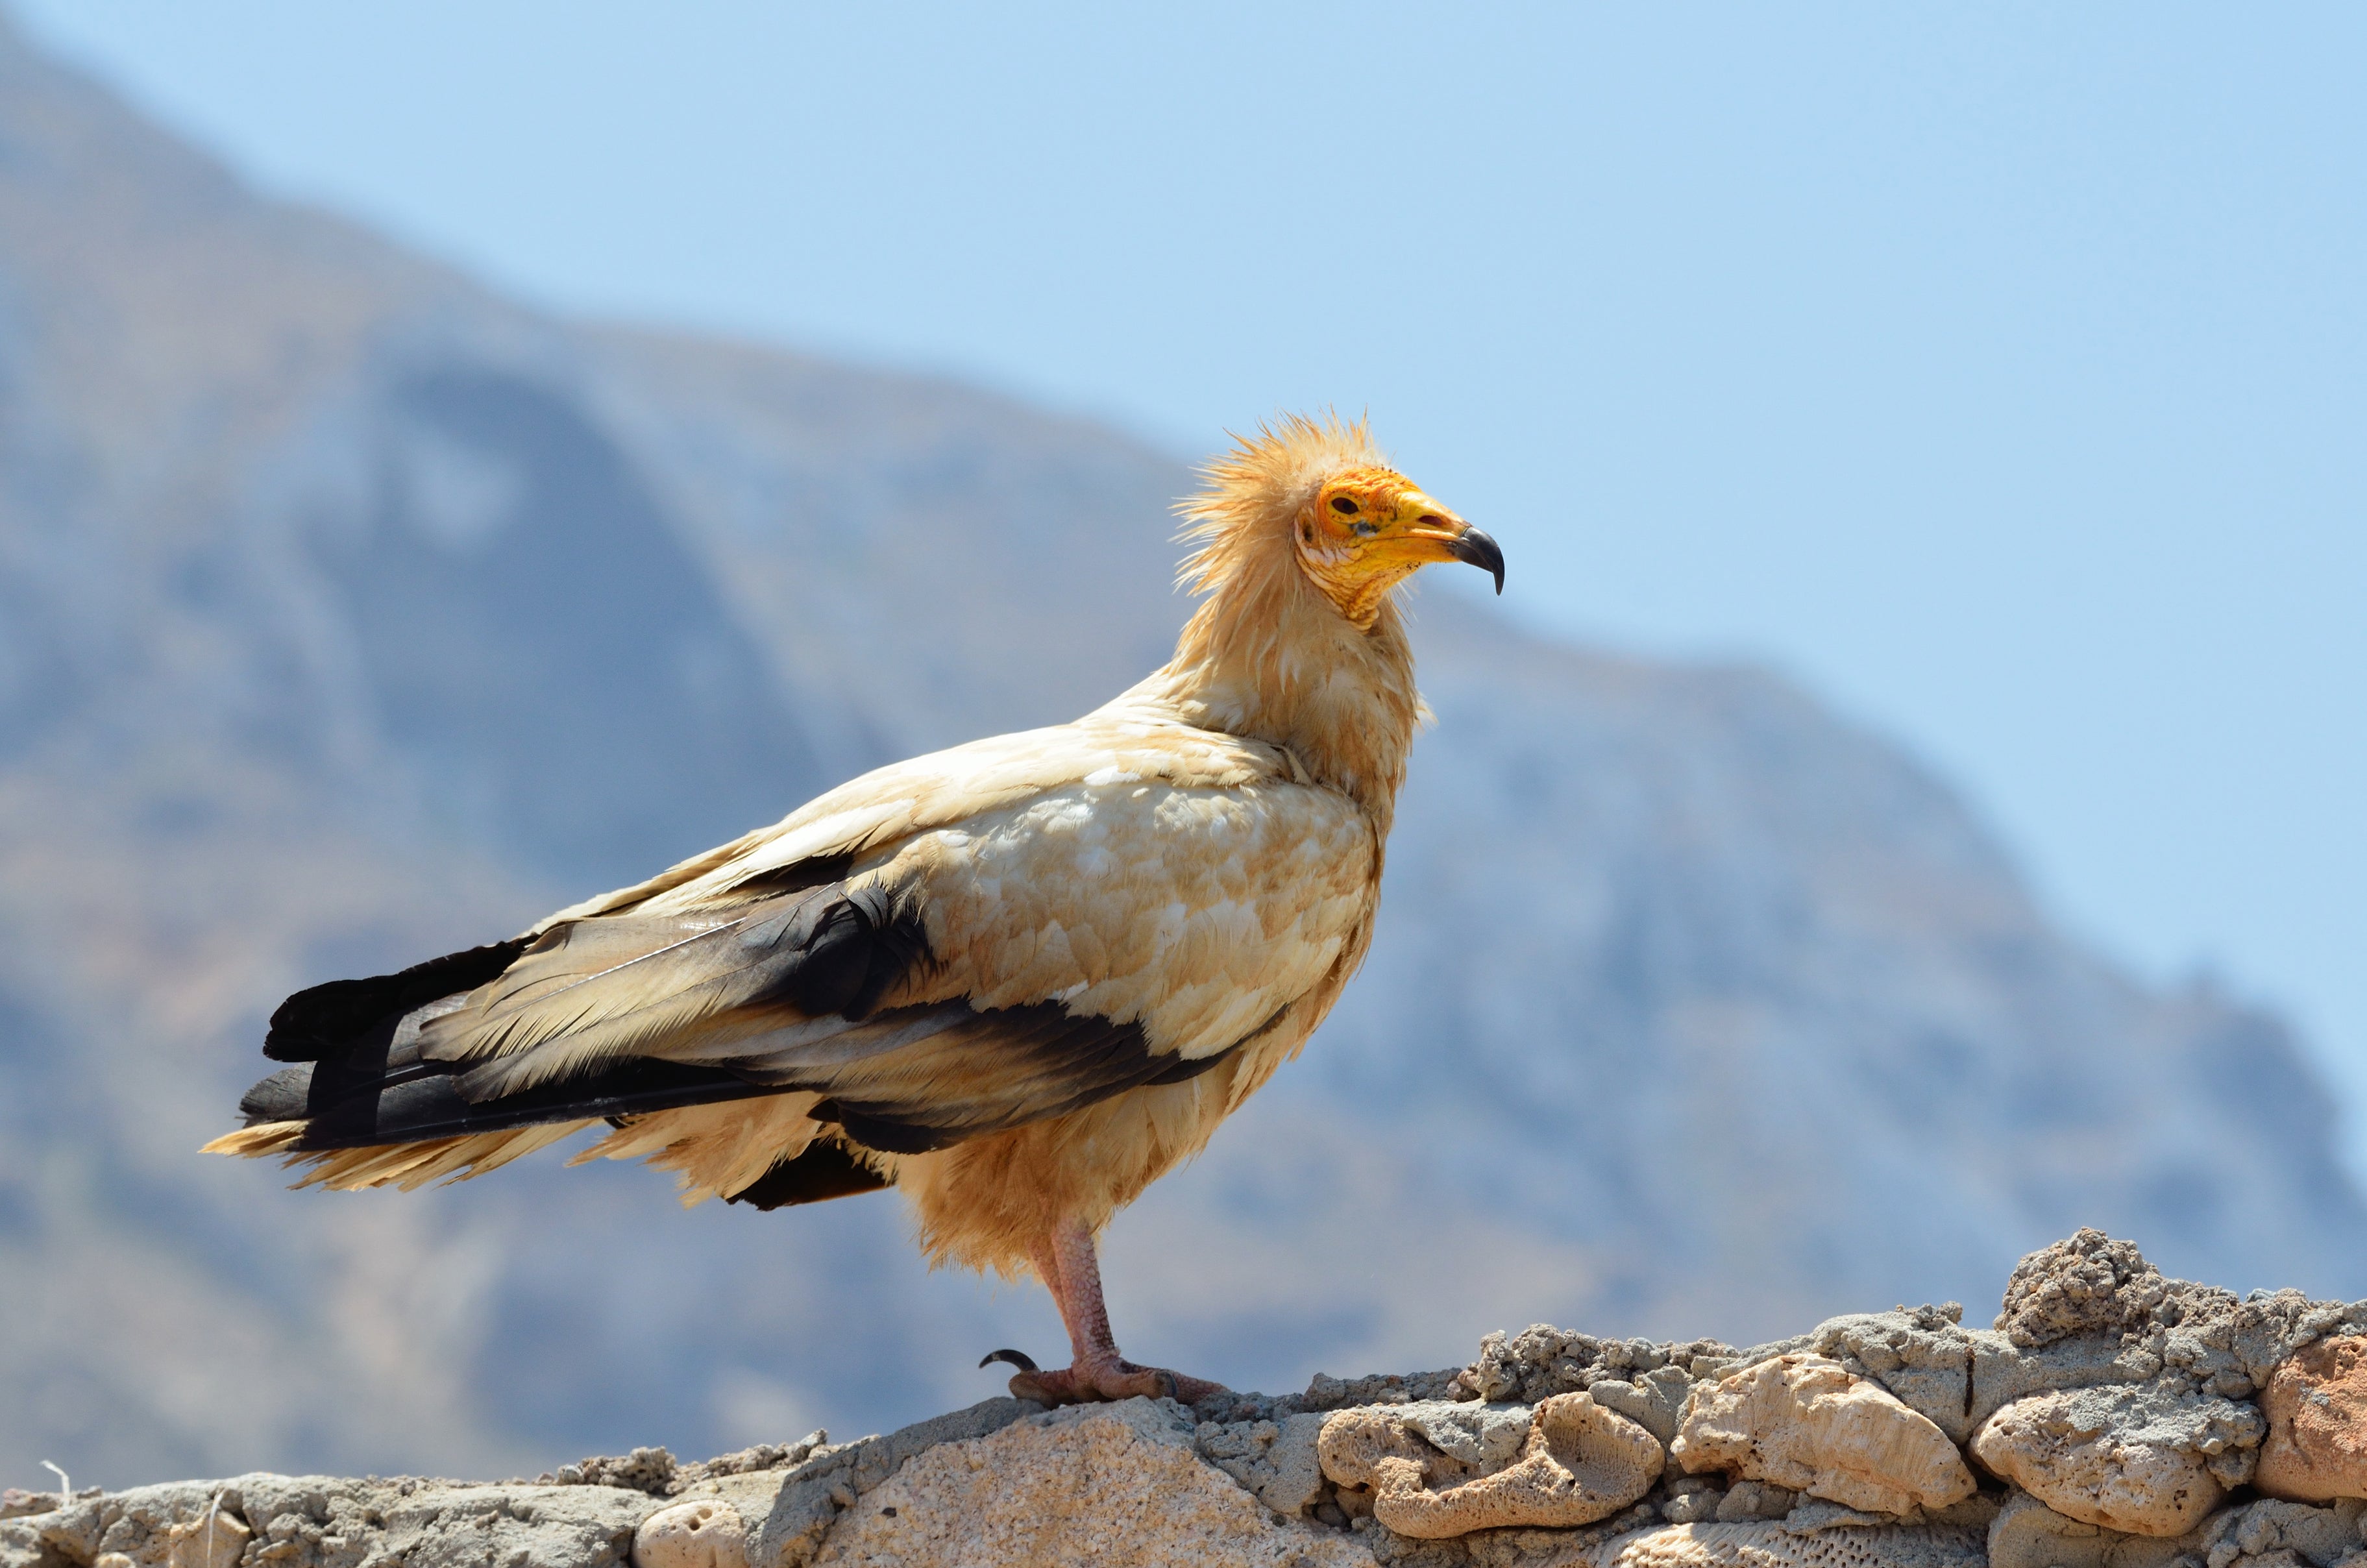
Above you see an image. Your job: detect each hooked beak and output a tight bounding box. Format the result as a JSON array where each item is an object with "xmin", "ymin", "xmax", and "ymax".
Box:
[
  {"xmin": 1450, "ymin": 527, "xmax": 1506, "ymax": 595},
  {"xmin": 1388, "ymin": 491, "xmax": 1506, "ymax": 596}
]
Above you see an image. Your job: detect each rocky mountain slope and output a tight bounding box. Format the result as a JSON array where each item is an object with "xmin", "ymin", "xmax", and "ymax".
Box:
[{"xmin": 1, "ymin": 12, "xmax": 2361, "ymax": 1489}]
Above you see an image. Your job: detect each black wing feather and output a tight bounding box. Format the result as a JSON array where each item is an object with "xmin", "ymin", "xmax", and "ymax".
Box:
[
  {"xmin": 264, "ymin": 938, "xmax": 530, "ymax": 1062},
  {"xmin": 232, "ymin": 879, "xmax": 1264, "ymax": 1171},
  {"xmin": 724, "ymin": 1142, "xmax": 891, "ymax": 1210}
]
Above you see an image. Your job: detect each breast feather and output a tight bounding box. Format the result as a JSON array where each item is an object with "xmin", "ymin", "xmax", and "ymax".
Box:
[{"xmin": 888, "ymin": 776, "xmax": 1375, "ymax": 1061}]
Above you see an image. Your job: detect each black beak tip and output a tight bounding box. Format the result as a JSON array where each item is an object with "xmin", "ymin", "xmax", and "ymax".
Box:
[{"xmin": 1452, "ymin": 527, "xmax": 1506, "ymax": 595}]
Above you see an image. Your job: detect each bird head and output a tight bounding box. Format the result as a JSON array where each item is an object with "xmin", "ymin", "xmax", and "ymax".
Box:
[
  {"xmin": 1180, "ymin": 413, "xmax": 1504, "ymax": 633},
  {"xmin": 1295, "ymin": 465, "xmax": 1504, "ymax": 628}
]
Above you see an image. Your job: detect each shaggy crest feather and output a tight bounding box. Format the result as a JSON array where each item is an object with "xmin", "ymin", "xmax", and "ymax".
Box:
[{"xmin": 1175, "ymin": 411, "xmax": 1384, "ymax": 598}]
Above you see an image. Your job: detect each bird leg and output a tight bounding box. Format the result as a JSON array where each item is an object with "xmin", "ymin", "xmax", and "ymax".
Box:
[{"xmin": 985, "ymin": 1216, "xmax": 1228, "ymax": 1406}]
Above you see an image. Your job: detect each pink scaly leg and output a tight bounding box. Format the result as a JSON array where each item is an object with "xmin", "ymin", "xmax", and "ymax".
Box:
[{"xmin": 978, "ymin": 1216, "xmax": 1229, "ymax": 1406}]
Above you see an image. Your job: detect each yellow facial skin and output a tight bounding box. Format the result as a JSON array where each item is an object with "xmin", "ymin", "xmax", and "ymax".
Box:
[{"xmin": 1293, "ymin": 465, "xmax": 1505, "ymax": 628}]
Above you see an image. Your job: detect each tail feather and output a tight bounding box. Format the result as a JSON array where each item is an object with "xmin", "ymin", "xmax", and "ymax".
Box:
[
  {"xmin": 200, "ymin": 1121, "xmax": 306, "ymax": 1158},
  {"xmin": 265, "ymin": 939, "xmax": 530, "ymax": 1062},
  {"xmin": 201, "ymin": 1121, "xmax": 600, "ymax": 1193},
  {"xmin": 308, "ymin": 1121, "xmax": 591, "ymax": 1191},
  {"xmin": 211, "ymin": 870, "xmax": 934, "ymax": 1208}
]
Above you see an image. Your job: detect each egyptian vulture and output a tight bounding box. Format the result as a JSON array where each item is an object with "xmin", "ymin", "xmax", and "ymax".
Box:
[{"xmin": 208, "ymin": 414, "xmax": 1504, "ymax": 1404}]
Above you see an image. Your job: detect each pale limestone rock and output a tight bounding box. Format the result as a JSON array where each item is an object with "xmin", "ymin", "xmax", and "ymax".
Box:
[
  {"xmin": 1196, "ymin": 1410, "xmax": 1332, "ymax": 1516},
  {"xmin": 1458, "ymin": 1328, "xmax": 1738, "ymax": 1408},
  {"xmin": 1665, "ymin": 1477, "xmax": 1728, "ymax": 1525},
  {"xmin": 1995, "ymin": 1230, "xmax": 2170, "ymax": 1349},
  {"xmin": 1672, "ymin": 1354, "xmax": 1976, "ymax": 1515},
  {"xmin": 1392, "ymin": 1401, "xmax": 1539, "ymax": 1473},
  {"xmin": 2197, "ymin": 1497, "xmax": 2367, "ymax": 1568},
  {"xmin": 1970, "ymin": 1386, "xmax": 2265, "ymax": 1536},
  {"xmin": 813, "ymin": 1401, "xmax": 1372, "ymax": 1567},
  {"xmin": 0, "ymin": 1474, "xmax": 651, "ymax": 1568},
  {"xmin": 1593, "ymin": 1366, "xmax": 1700, "ymax": 1445},
  {"xmin": 162, "ymin": 1510, "xmax": 249, "ymax": 1568},
  {"xmin": 748, "ymin": 1397, "xmax": 1036, "ymax": 1567},
  {"xmin": 1589, "ymin": 1519, "xmax": 1988, "ymax": 1568},
  {"xmin": 1319, "ymin": 1391, "xmax": 1663, "ymax": 1539},
  {"xmin": 1967, "ymin": 1332, "xmax": 2159, "ymax": 1431},
  {"xmin": 1984, "ymin": 1492, "xmax": 2209, "ymax": 1568},
  {"xmin": 1315, "ymin": 1401, "xmax": 1527, "ymax": 1505},
  {"xmin": 1784, "ymin": 1309, "xmax": 1978, "ymax": 1445},
  {"xmin": 2258, "ymin": 1336, "xmax": 2367, "ymax": 1502},
  {"xmin": 1716, "ymin": 1483, "xmax": 1801, "ymax": 1523},
  {"xmin": 633, "ymin": 1499, "xmax": 748, "ymax": 1568}
]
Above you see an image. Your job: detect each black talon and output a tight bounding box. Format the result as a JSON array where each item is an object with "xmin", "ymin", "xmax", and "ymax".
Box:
[{"xmin": 979, "ymin": 1348, "xmax": 1040, "ymax": 1373}]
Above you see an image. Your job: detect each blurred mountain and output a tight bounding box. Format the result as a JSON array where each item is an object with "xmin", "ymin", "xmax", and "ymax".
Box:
[{"xmin": 1, "ymin": 12, "xmax": 2359, "ymax": 1489}]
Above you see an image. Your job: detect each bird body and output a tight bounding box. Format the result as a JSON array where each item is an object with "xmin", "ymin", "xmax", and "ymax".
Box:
[{"xmin": 208, "ymin": 414, "xmax": 1502, "ymax": 1401}]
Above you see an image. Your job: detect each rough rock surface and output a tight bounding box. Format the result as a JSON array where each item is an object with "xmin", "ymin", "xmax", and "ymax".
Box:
[
  {"xmin": 1983, "ymin": 1493, "xmax": 2207, "ymax": 1568},
  {"xmin": 809, "ymin": 1401, "xmax": 1372, "ymax": 1567},
  {"xmin": 1590, "ymin": 1519, "xmax": 1988, "ymax": 1568},
  {"xmin": 633, "ymin": 1500, "xmax": 748, "ymax": 1568},
  {"xmin": 12, "ymin": 1233, "xmax": 2367, "ymax": 1568},
  {"xmin": 1748, "ymin": 1309, "xmax": 1981, "ymax": 1447},
  {"xmin": 2197, "ymin": 1497, "xmax": 2367, "ymax": 1568},
  {"xmin": 1969, "ymin": 1386, "xmax": 2264, "ymax": 1536},
  {"xmin": 1319, "ymin": 1393, "xmax": 1663, "ymax": 1538},
  {"xmin": 1459, "ymin": 1331, "xmax": 1740, "ymax": 1410},
  {"xmin": 1996, "ymin": 1231, "xmax": 2173, "ymax": 1349},
  {"xmin": 1197, "ymin": 1410, "xmax": 1334, "ymax": 1517},
  {"xmin": 0, "ymin": 1475, "xmax": 652, "ymax": 1568},
  {"xmin": 1672, "ymin": 1356, "xmax": 1976, "ymax": 1515},
  {"xmin": 2257, "ymin": 1335, "xmax": 2367, "ymax": 1502}
]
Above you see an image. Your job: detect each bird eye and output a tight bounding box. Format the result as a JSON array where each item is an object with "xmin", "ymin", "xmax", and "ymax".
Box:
[{"xmin": 1331, "ymin": 496, "xmax": 1358, "ymax": 515}]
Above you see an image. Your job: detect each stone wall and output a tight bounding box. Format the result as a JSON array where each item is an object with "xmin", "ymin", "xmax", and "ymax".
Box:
[{"xmin": 7, "ymin": 1232, "xmax": 2362, "ymax": 1568}]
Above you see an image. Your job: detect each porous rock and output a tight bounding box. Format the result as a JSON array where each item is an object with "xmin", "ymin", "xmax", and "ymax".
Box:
[
  {"xmin": 1299, "ymin": 1369, "xmax": 1473, "ymax": 1411},
  {"xmin": 160, "ymin": 1510, "xmax": 247, "ymax": 1568},
  {"xmin": 1672, "ymin": 1354, "xmax": 1976, "ymax": 1515},
  {"xmin": 554, "ymin": 1449, "xmax": 681, "ymax": 1495},
  {"xmin": 1196, "ymin": 1410, "xmax": 1332, "ymax": 1516},
  {"xmin": 2196, "ymin": 1497, "xmax": 2367, "ymax": 1568},
  {"xmin": 1969, "ymin": 1385, "xmax": 2266, "ymax": 1536},
  {"xmin": 27, "ymin": 1232, "xmax": 2367, "ymax": 1568},
  {"xmin": 2257, "ymin": 1335, "xmax": 2367, "ymax": 1502},
  {"xmin": 633, "ymin": 1499, "xmax": 747, "ymax": 1568},
  {"xmin": 1593, "ymin": 1367, "xmax": 1702, "ymax": 1447},
  {"xmin": 1769, "ymin": 1308, "xmax": 1979, "ymax": 1446},
  {"xmin": 1589, "ymin": 1518, "xmax": 1989, "ymax": 1568},
  {"xmin": 1663, "ymin": 1477, "xmax": 1728, "ymax": 1526},
  {"xmin": 1984, "ymin": 1492, "xmax": 2208, "ymax": 1568},
  {"xmin": 1320, "ymin": 1391, "xmax": 1663, "ymax": 1539},
  {"xmin": 1459, "ymin": 1327, "xmax": 1735, "ymax": 1408},
  {"xmin": 748, "ymin": 1396, "xmax": 1036, "ymax": 1567},
  {"xmin": 1390, "ymin": 1401, "xmax": 1541, "ymax": 1474},
  {"xmin": 1996, "ymin": 1230, "xmax": 2170, "ymax": 1349},
  {"xmin": 811, "ymin": 1397, "xmax": 1373, "ymax": 1567},
  {"xmin": 1716, "ymin": 1483, "xmax": 1802, "ymax": 1523},
  {"xmin": 0, "ymin": 1475, "xmax": 652, "ymax": 1568},
  {"xmin": 665, "ymin": 1436, "xmax": 829, "ymax": 1497},
  {"xmin": 1968, "ymin": 1332, "xmax": 2161, "ymax": 1431}
]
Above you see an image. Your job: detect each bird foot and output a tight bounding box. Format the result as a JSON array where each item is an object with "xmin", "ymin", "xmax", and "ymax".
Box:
[{"xmin": 980, "ymin": 1347, "xmax": 1227, "ymax": 1407}]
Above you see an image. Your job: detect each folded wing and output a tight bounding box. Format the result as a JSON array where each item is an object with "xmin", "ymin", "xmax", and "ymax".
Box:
[{"xmin": 216, "ymin": 719, "xmax": 1376, "ymax": 1195}]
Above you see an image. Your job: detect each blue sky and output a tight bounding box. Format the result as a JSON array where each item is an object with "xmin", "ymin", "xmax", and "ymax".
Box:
[{"xmin": 19, "ymin": 2, "xmax": 2366, "ymax": 1169}]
